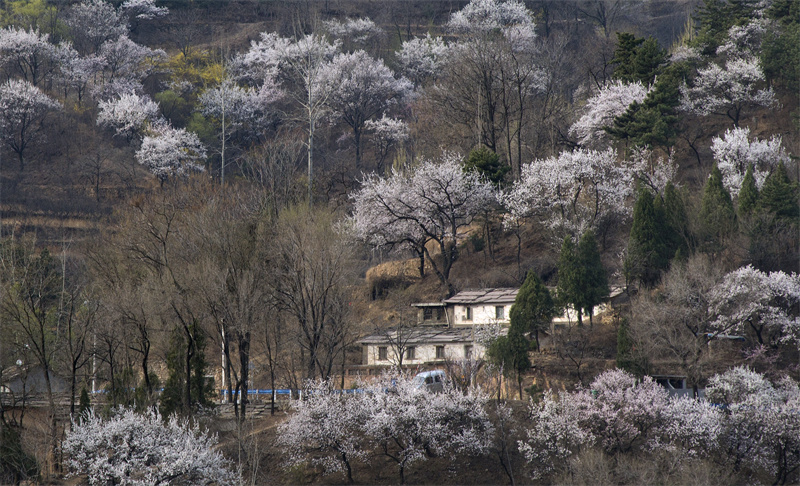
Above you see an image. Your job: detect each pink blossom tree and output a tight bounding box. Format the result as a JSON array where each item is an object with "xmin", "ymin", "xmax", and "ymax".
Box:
[
  {"xmin": 0, "ymin": 78, "xmax": 61, "ymax": 171},
  {"xmin": 64, "ymin": 408, "xmax": 237, "ymax": 485}
]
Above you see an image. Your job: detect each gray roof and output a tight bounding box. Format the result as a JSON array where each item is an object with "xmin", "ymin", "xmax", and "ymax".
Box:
[
  {"xmin": 443, "ymin": 288, "xmax": 518, "ymax": 305},
  {"xmin": 360, "ymin": 327, "xmax": 481, "ymax": 345}
]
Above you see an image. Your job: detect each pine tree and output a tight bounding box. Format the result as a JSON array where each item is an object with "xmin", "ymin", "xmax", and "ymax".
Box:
[
  {"xmin": 738, "ymin": 164, "xmax": 760, "ymax": 217},
  {"xmin": 464, "ymin": 146, "xmax": 509, "ymax": 186},
  {"xmin": 556, "ymin": 236, "xmax": 582, "ymax": 325},
  {"xmin": 626, "ymin": 188, "xmax": 669, "ymax": 287},
  {"xmin": 759, "ymin": 161, "xmax": 799, "ymax": 220},
  {"xmin": 663, "ymin": 182, "xmax": 690, "ymax": 258},
  {"xmin": 485, "ymin": 326, "xmax": 532, "ymax": 400},
  {"xmin": 160, "ymin": 322, "xmax": 213, "ymax": 417},
  {"xmin": 611, "ymin": 33, "xmax": 644, "ymax": 82},
  {"xmin": 699, "ymin": 164, "xmax": 737, "ymax": 254},
  {"xmin": 576, "ymin": 230, "xmax": 609, "ymax": 326},
  {"xmin": 510, "ymin": 271, "xmax": 556, "ymax": 350}
]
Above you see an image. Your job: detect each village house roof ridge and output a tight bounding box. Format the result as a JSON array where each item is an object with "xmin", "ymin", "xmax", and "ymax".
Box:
[{"xmin": 442, "ymin": 287, "xmax": 519, "ymax": 305}]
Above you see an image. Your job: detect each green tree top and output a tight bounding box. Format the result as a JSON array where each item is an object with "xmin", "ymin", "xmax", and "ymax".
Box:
[
  {"xmin": 738, "ymin": 164, "xmax": 760, "ymax": 216},
  {"xmin": 464, "ymin": 146, "xmax": 509, "ymax": 186},
  {"xmin": 510, "ymin": 270, "xmax": 556, "ymax": 347},
  {"xmin": 700, "ymin": 164, "xmax": 737, "ymax": 246},
  {"xmin": 759, "ymin": 161, "xmax": 799, "ymax": 221},
  {"xmin": 576, "ymin": 230, "xmax": 609, "ymax": 326}
]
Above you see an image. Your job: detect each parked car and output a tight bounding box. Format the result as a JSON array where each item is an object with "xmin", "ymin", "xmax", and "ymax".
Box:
[{"xmin": 412, "ymin": 370, "xmax": 446, "ymax": 393}]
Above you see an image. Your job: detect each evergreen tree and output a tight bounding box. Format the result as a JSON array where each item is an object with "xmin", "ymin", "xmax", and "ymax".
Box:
[
  {"xmin": 160, "ymin": 322, "xmax": 213, "ymax": 417},
  {"xmin": 738, "ymin": 164, "xmax": 760, "ymax": 217},
  {"xmin": 78, "ymin": 387, "xmax": 91, "ymax": 419},
  {"xmin": 759, "ymin": 161, "xmax": 799, "ymax": 221},
  {"xmin": 616, "ymin": 317, "xmax": 646, "ymax": 375},
  {"xmin": 694, "ymin": 0, "xmax": 759, "ymax": 55},
  {"xmin": 556, "ymin": 236, "xmax": 582, "ymax": 325},
  {"xmin": 464, "ymin": 146, "xmax": 509, "ymax": 186},
  {"xmin": 485, "ymin": 326, "xmax": 532, "ymax": 400},
  {"xmin": 699, "ymin": 164, "xmax": 737, "ymax": 254},
  {"xmin": 576, "ymin": 230, "xmax": 609, "ymax": 326},
  {"xmin": 611, "ymin": 33, "xmax": 644, "ymax": 82},
  {"xmin": 626, "ymin": 189, "xmax": 669, "ymax": 287},
  {"xmin": 663, "ymin": 182, "xmax": 691, "ymax": 258},
  {"xmin": 510, "ymin": 271, "xmax": 556, "ymax": 350},
  {"xmin": 607, "ymin": 64, "xmax": 682, "ymax": 150}
]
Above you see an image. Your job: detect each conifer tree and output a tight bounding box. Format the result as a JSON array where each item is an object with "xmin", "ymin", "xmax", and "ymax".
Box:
[
  {"xmin": 738, "ymin": 164, "xmax": 760, "ymax": 217},
  {"xmin": 626, "ymin": 189, "xmax": 668, "ymax": 287},
  {"xmin": 510, "ymin": 271, "xmax": 556, "ymax": 350},
  {"xmin": 556, "ymin": 236, "xmax": 581, "ymax": 325},
  {"xmin": 576, "ymin": 230, "xmax": 609, "ymax": 326},
  {"xmin": 759, "ymin": 161, "xmax": 799, "ymax": 221},
  {"xmin": 663, "ymin": 182, "xmax": 690, "ymax": 257},
  {"xmin": 486, "ymin": 326, "xmax": 532, "ymax": 400},
  {"xmin": 699, "ymin": 164, "xmax": 737, "ymax": 254}
]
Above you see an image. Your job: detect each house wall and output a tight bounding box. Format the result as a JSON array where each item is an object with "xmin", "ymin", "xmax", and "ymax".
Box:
[
  {"xmin": 364, "ymin": 342, "xmax": 486, "ymax": 366},
  {"xmin": 451, "ymin": 303, "xmax": 511, "ymax": 326}
]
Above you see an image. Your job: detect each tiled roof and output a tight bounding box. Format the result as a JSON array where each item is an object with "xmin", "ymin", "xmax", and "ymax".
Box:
[
  {"xmin": 443, "ymin": 288, "xmax": 519, "ymax": 305},
  {"xmin": 360, "ymin": 327, "xmax": 482, "ymax": 345}
]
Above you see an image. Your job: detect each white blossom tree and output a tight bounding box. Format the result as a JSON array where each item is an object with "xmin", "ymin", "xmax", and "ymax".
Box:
[
  {"xmin": 0, "ymin": 78, "xmax": 61, "ymax": 171},
  {"xmin": 364, "ymin": 114, "xmax": 409, "ymax": 172},
  {"xmin": 710, "ymin": 126, "xmax": 789, "ymax": 197},
  {"xmin": 362, "ymin": 375, "xmax": 493, "ymax": 484},
  {"xmin": 198, "ymin": 77, "xmax": 282, "ymax": 183},
  {"xmin": 320, "ymin": 50, "xmax": 411, "ymax": 168},
  {"xmin": 679, "ymin": 55, "xmax": 776, "ymax": 127},
  {"xmin": 135, "ymin": 124, "xmax": 206, "ymax": 183},
  {"xmin": 236, "ymin": 32, "xmax": 340, "ymax": 203},
  {"xmin": 351, "ymin": 152, "xmax": 495, "ymax": 293},
  {"xmin": 278, "ymin": 380, "xmax": 369, "ymax": 483},
  {"xmin": 324, "ymin": 17, "xmax": 383, "ymax": 51},
  {"xmin": 64, "ymin": 408, "xmax": 237, "ymax": 486},
  {"xmin": 708, "ymin": 265, "xmax": 800, "ymax": 348},
  {"xmin": 569, "ymin": 80, "xmax": 651, "ymax": 147},
  {"xmin": 397, "ymin": 33, "xmax": 448, "ymax": 87},
  {"xmin": 0, "ymin": 27, "xmax": 60, "ymax": 87},
  {"xmin": 501, "ymin": 147, "xmax": 635, "ymax": 236},
  {"xmin": 706, "ymin": 368, "xmax": 800, "ymax": 483},
  {"xmin": 93, "ymin": 35, "xmax": 166, "ymax": 99},
  {"xmin": 97, "ymin": 92, "xmax": 161, "ymax": 142},
  {"xmin": 54, "ymin": 45, "xmax": 104, "ymax": 105},
  {"xmin": 65, "ymin": 0, "xmax": 128, "ymax": 54}
]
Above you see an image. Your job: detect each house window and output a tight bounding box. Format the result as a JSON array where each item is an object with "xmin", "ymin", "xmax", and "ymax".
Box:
[
  {"xmin": 464, "ymin": 345, "xmax": 473, "ymax": 359},
  {"xmin": 435, "ymin": 345, "xmax": 445, "ymax": 359},
  {"xmin": 495, "ymin": 305, "xmax": 504, "ymax": 319},
  {"xmin": 423, "ymin": 307, "xmax": 433, "ymax": 320},
  {"xmin": 436, "ymin": 308, "xmax": 444, "ymax": 320},
  {"xmin": 464, "ymin": 306, "xmax": 472, "ymax": 321},
  {"xmin": 406, "ymin": 346, "xmax": 416, "ymax": 360},
  {"xmin": 378, "ymin": 346, "xmax": 387, "ymax": 361}
]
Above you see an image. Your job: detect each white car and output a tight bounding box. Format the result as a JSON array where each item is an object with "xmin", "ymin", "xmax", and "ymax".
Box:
[{"xmin": 412, "ymin": 370, "xmax": 446, "ymax": 393}]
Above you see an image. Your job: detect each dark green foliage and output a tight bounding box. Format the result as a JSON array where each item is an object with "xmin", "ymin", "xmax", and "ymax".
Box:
[
  {"xmin": 663, "ymin": 182, "xmax": 691, "ymax": 258},
  {"xmin": 486, "ymin": 327, "xmax": 532, "ymax": 399},
  {"xmin": 160, "ymin": 322, "xmax": 214, "ymax": 417},
  {"xmin": 557, "ymin": 231, "xmax": 610, "ymax": 325},
  {"xmin": 693, "ymin": 0, "xmax": 760, "ymax": 55},
  {"xmin": 699, "ymin": 164, "xmax": 737, "ymax": 253},
  {"xmin": 611, "ymin": 33, "xmax": 644, "ymax": 82},
  {"xmin": 576, "ymin": 231, "xmax": 609, "ymax": 326},
  {"xmin": 0, "ymin": 423, "xmax": 38, "ymax": 484},
  {"xmin": 738, "ymin": 164, "xmax": 760, "ymax": 216},
  {"xmin": 608, "ymin": 63, "xmax": 683, "ymax": 150},
  {"xmin": 612, "ymin": 33, "xmax": 667, "ymax": 85},
  {"xmin": 105, "ymin": 367, "xmax": 137, "ymax": 409},
  {"xmin": 762, "ymin": 0, "xmax": 799, "ymax": 89},
  {"xmin": 510, "ymin": 271, "xmax": 556, "ymax": 349},
  {"xmin": 626, "ymin": 189, "xmax": 669, "ymax": 287},
  {"xmin": 464, "ymin": 146, "xmax": 509, "ymax": 186},
  {"xmin": 759, "ymin": 162, "xmax": 799, "ymax": 221},
  {"xmin": 78, "ymin": 387, "xmax": 91, "ymax": 419},
  {"xmin": 556, "ymin": 236, "xmax": 581, "ymax": 324}
]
